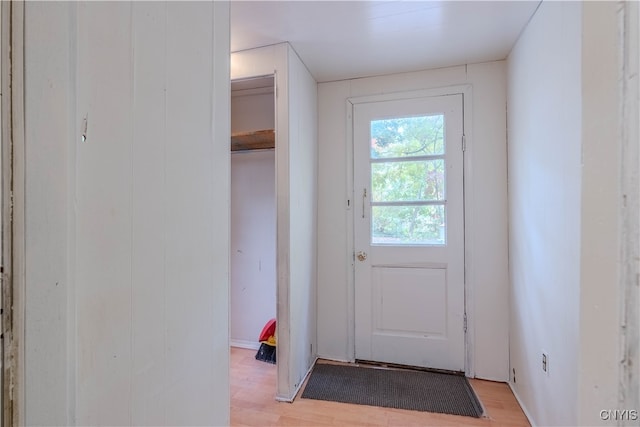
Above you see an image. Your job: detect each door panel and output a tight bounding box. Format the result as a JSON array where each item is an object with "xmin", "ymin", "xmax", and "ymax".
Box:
[
  {"xmin": 354, "ymin": 94, "xmax": 465, "ymax": 371},
  {"xmin": 374, "ymin": 267, "xmax": 447, "ymax": 336}
]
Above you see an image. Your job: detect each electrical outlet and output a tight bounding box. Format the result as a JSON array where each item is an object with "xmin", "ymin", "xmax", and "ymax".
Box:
[{"xmin": 542, "ymin": 352, "xmax": 549, "ymax": 376}]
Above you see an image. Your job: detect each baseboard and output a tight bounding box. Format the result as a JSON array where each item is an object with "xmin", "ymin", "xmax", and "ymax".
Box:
[
  {"xmin": 275, "ymin": 356, "xmax": 318, "ymax": 403},
  {"xmin": 230, "ymin": 339, "xmax": 260, "ymax": 350},
  {"xmin": 508, "ymin": 382, "xmax": 536, "ymax": 427}
]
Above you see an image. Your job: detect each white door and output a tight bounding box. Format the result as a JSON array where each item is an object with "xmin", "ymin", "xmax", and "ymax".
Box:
[{"xmin": 354, "ymin": 94, "xmax": 465, "ymax": 372}]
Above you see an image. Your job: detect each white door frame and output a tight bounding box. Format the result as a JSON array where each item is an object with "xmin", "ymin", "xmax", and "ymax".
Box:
[
  {"xmin": 345, "ymin": 85, "xmax": 475, "ymax": 377},
  {"xmin": 1, "ymin": 1, "xmax": 25, "ymax": 425}
]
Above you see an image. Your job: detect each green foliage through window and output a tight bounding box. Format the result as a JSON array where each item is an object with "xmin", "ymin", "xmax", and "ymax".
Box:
[
  {"xmin": 372, "ymin": 160, "xmax": 444, "ymax": 202},
  {"xmin": 371, "ymin": 115, "xmax": 444, "ymax": 158},
  {"xmin": 369, "ymin": 115, "xmax": 446, "ymax": 245},
  {"xmin": 372, "ymin": 205, "xmax": 445, "ymax": 245}
]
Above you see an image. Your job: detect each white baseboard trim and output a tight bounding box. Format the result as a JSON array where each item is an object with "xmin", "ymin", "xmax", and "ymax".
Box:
[
  {"xmin": 508, "ymin": 381, "xmax": 536, "ymax": 427},
  {"xmin": 275, "ymin": 357, "xmax": 318, "ymax": 403},
  {"xmin": 230, "ymin": 339, "xmax": 260, "ymax": 350}
]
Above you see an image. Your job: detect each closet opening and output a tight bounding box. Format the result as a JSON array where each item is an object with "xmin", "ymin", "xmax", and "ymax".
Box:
[{"xmin": 229, "ymin": 75, "xmax": 277, "ymax": 398}]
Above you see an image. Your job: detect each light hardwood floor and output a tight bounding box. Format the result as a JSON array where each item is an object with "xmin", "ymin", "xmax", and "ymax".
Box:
[{"xmin": 231, "ymin": 347, "xmax": 530, "ymax": 427}]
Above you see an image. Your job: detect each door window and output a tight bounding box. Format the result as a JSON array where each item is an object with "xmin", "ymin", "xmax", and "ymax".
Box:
[{"xmin": 369, "ymin": 115, "xmax": 447, "ymax": 245}]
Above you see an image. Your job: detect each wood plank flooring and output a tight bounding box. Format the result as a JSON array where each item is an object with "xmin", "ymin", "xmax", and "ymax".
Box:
[{"xmin": 231, "ymin": 347, "xmax": 530, "ymax": 427}]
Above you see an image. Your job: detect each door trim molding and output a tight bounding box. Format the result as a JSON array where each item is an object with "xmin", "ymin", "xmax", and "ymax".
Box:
[
  {"xmin": 619, "ymin": 0, "xmax": 639, "ymax": 412},
  {"xmin": 345, "ymin": 85, "xmax": 476, "ymax": 377},
  {"xmin": 2, "ymin": 1, "xmax": 25, "ymax": 424}
]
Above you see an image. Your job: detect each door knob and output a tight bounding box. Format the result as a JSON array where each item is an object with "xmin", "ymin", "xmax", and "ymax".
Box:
[{"xmin": 357, "ymin": 251, "xmax": 367, "ymax": 261}]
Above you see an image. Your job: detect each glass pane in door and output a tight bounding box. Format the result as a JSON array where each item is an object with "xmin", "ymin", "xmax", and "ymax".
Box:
[
  {"xmin": 370, "ymin": 115, "xmax": 444, "ymax": 159},
  {"xmin": 371, "ymin": 205, "xmax": 446, "ymax": 245},
  {"xmin": 371, "ymin": 159, "xmax": 445, "ymax": 202}
]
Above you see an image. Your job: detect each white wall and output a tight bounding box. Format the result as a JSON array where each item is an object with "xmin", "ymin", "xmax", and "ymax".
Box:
[
  {"xmin": 286, "ymin": 44, "xmax": 318, "ymax": 395},
  {"xmin": 508, "ymin": 2, "xmax": 627, "ymax": 425},
  {"xmin": 507, "ymin": 3, "xmax": 582, "ymax": 425},
  {"xmin": 231, "ymin": 150, "xmax": 276, "ymax": 346},
  {"xmin": 317, "ymin": 62, "xmax": 509, "ymax": 381},
  {"xmin": 579, "ymin": 2, "xmax": 625, "ymax": 425},
  {"xmin": 24, "ymin": 2, "xmax": 230, "ymax": 425},
  {"xmin": 231, "ymin": 43, "xmax": 318, "ymax": 401},
  {"xmin": 231, "ymin": 90, "xmax": 274, "ymax": 134},
  {"xmin": 24, "ymin": 3, "xmax": 73, "ymax": 423}
]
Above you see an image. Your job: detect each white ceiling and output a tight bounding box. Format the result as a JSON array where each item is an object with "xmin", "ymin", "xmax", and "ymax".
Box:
[{"xmin": 230, "ymin": 1, "xmax": 541, "ymax": 83}]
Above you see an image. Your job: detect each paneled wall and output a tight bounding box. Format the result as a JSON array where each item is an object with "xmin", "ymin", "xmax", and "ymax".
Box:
[
  {"xmin": 24, "ymin": 2, "xmax": 230, "ymax": 425},
  {"xmin": 24, "ymin": 3, "xmax": 73, "ymax": 423}
]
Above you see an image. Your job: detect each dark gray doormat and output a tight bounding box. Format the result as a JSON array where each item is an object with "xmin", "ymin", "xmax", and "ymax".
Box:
[{"xmin": 301, "ymin": 363, "xmax": 483, "ymax": 418}]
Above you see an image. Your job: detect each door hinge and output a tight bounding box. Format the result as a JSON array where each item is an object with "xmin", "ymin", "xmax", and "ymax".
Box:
[
  {"xmin": 462, "ymin": 134, "xmax": 466, "ymax": 152},
  {"xmin": 464, "ymin": 314, "xmax": 468, "ymax": 333}
]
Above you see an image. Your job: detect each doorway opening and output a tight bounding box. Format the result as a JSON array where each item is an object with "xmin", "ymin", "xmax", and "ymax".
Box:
[{"xmin": 229, "ymin": 75, "xmax": 277, "ymax": 395}]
